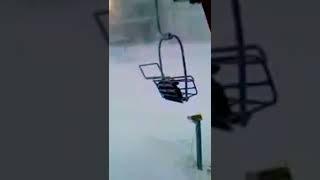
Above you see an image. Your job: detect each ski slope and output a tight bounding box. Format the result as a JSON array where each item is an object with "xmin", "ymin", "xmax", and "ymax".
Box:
[{"xmin": 109, "ymin": 42, "xmax": 211, "ymax": 180}]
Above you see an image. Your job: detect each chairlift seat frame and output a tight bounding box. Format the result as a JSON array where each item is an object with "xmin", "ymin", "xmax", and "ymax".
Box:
[
  {"xmin": 212, "ymin": 0, "xmax": 278, "ymax": 129},
  {"xmin": 139, "ymin": 31, "xmax": 198, "ymax": 103}
]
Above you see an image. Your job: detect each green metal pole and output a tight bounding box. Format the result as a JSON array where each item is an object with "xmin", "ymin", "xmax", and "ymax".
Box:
[{"xmin": 195, "ymin": 120, "xmax": 203, "ymax": 170}]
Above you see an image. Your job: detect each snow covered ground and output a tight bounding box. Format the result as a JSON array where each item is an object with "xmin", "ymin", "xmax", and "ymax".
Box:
[{"xmin": 109, "ymin": 42, "xmax": 211, "ymax": 180}]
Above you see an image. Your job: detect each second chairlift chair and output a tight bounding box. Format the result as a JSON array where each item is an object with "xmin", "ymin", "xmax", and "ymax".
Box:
[{"xmin": 212, "ymin": 0, "xmax": 278, "ymax": 131}]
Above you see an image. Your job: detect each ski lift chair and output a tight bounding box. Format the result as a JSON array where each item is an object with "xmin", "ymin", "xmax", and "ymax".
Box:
[
  {"xmin": 212, "ymin": 0, "xmax": 278, "ymax": 131},
  {"xmin": 139, "ymin": 34, "xmax": 198, "ymax": 103}
]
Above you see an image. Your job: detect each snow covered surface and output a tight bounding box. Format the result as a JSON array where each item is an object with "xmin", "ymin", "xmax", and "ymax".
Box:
[{"xmin": 109, "ymin": 42, "xmax": 211, "ymax": 180}]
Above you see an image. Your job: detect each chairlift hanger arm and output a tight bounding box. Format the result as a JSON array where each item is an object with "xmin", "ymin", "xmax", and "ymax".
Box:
[{"xmin": 138, "ymin": 0, "xmax": 199, "ymax": 103}]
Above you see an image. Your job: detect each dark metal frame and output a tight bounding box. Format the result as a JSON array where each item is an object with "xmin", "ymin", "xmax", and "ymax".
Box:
[
  {"xmin": 93, "ymin": 9, "xmax": 108, "ymax": 42},
  {"xmin": 138, "ymin": 0, "xmax": 199, "ymax": 103},
  {"xmin": 139, "ymin": 35, "xmax": 198, "ymax": 103},
  {"xmin": 212, "ymin": 0, "xmax": 278, "ymax": 126}
]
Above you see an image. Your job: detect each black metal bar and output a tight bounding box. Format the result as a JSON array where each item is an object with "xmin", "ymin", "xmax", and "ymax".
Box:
[
  {"xmin": 213, "ymin": 55, "xmax": 264, "ymax": 65},
  {"xmin": 180, "ymin": 87, "xmax": 196, "ymax": 90},
  {"xmin": 158, "ymin": 35, "xmax": 189, "ymax": 100},
  {"xmin": 212, "ymin": 44, "xmax": 265, "ymax": 54},
  {"xmin": 139, "ymin": 63, "xmax": 163, "ymax": 80},
  {"xmin": 211, "ymin": 1, "xmax": 278, "ymax": 129},
  {"xmin": 223, "ymin": 81, "xmax": 270, "ymax": 89},
  {"xmin": 200, "ymin": 0, "xmax": 211, "ymax": 30},
  {"xmin": 231, "ymin": 98, "xmax": 272, "ymax": 105},
  {"xmin": 248, "ymin": 102, "xmax": 275, "ymax": 115},
  {"xmin": 195, "ymin": 120, "xmax": 203, "ymax": 170},
  {"xmin": 260, "ymin": 60, "xmax": 279, "ymax": 104},
  {"xmin": 246, "ymin": 45, "xmax": 278, "ymax": 104},
  {"xmin": 93, "ymin": 9, "xmax": 108, "ymax": 42},
  {"xmin": 231, "ymin": 0, "xmax": 247, "ymax": 115},
  {"xmin": 212, "ymin": 42, "xmax": 278, "ymax": 106}
]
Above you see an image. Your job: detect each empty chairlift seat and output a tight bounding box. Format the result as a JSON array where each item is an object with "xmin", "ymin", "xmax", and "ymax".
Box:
[{"xmin": 212, "ymin": 0, "xmax": 278, "ymax": 131}]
